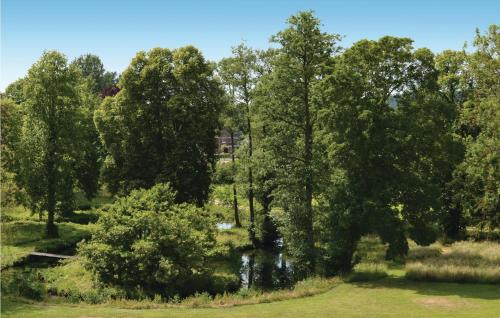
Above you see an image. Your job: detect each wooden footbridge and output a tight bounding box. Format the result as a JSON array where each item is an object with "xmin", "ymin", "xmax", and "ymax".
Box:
[{"xmin": 28, "ymin": 252, "xmax": 73, "ymax": 259}]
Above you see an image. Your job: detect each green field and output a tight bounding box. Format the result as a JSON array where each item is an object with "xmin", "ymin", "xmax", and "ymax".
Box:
[{"xmin": 2, "ymin": 275, "xmax": 500, "ymax": 318}]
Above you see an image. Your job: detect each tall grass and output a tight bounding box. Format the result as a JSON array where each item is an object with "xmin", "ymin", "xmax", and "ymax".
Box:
[{"xmin": 405, "ymin": 241, "xmax": 500, "ymax": 284}]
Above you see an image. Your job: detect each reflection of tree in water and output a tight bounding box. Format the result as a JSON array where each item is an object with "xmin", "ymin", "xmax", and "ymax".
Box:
[{"xmin": 240, "ymin": 250, "xmax": 295, "ymax": 290}]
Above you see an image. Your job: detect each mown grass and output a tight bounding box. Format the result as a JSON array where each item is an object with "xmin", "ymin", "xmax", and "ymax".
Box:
[
  {"xmin": 3, "ymin": 277, "xmax": 500, "ymax": 318},
  {"xmin": 406, "ymin": 241, "xmax": 500, "ymax": 284}
]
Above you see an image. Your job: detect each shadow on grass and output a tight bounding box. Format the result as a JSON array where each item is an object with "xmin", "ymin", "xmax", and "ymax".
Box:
[{"xmin": 349, "ymin": 276, "xmax": 500, "ymax": 300}]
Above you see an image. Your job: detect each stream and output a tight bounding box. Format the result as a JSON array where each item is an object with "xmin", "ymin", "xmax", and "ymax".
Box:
[{"xmin": 217, "ymin": 222, "xmax": 298, "ymax": 290}]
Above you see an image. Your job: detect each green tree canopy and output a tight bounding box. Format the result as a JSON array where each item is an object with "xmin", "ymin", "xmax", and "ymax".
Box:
[
  {"xmin": 318, "ymin": 37, "xmax": 456, "ymax": 272},
  {"xmin": 254, "ymin": 11, "xmax": 340, "ymax": 275},
  {"xmin": 95, "ymin": 46, "xmax": 223, "ymax": 205},
  {"xmin": 71, "ymin": 54, "xmax": 117, "ymax": 94},
  {"xmin": 16, "ymin": 51, "xmax": 84, "ymax": 236}
]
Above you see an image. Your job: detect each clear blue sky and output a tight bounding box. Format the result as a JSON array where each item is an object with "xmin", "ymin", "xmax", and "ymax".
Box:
[{"xmin": 1, "ymin": 0, "xmax": 499, "ymax": 90}]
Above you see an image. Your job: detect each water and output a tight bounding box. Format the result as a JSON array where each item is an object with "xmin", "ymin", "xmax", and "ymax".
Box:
[
  {"xmin": 239, "ymin": 249, "xmax": 297, "ymax": 290},
  {"xmin": 216, "ymin": 222, "xmax": 234, "ymax": 230}
]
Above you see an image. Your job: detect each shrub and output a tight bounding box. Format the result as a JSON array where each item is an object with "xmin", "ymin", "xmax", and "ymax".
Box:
[
  {"xmin": 213, "ymin": 162, "xmax": 235, "ymax": 184},
  {"xmin": 1, "ymin": 269, "xmax": 46, "ymax": 300},
  {"xmin": 79, "ymin": 183, "xmax": 216, "ymax": 298}
]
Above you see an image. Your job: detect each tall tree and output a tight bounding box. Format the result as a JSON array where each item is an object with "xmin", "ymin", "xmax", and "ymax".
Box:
[
  {"xmin": 255, "ymin": 12, "xmax": 339, "ymax": 275},
  {"xmin": 74, "ymin": 78, "xmax": 103, "ymax": 199},
  {"xmin": 71, "ymin": 54, "xmax": 117, "ymax": 94},
  {"xmin": 71, "ymin": 54, "xmax": 117, "ymax": 200},
  {"xmin": 95, "ymin": 46, "xmax": 223, "ymax": 205},
  {"xmin": 434, "ymin": 49, "xmax": 470, "ymax": 240},
  {"xmin": 319, "ymin": 37, "xmax": 449, "ymax": 272},
  {"xmin": 17, "ymin": 51, "xmax": 82, "ymax": 236},
  {"xmin": 218, "ymin": 44, "xmax": 259, "ymax": 243},
  {"xmin": 458, "ymin": 25, "xmax": 500, "ymax": 233}
]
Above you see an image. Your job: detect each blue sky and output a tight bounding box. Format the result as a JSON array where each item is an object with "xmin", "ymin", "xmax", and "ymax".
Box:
[{"xmin": 1, "ymin": 0, "xmax": 499, "ymax": 90}]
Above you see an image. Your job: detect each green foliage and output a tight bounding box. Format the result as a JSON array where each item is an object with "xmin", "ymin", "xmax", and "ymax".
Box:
[
  {"xmin": 210, "ymin": 184, "xmax": 235, "ymax": 209},
  {"xmin": 4, "ymin": 78, "xmax": 27, "ymax": 104},
  {"xmin": 1, "ymin": 269, "xmax": 46, "ymax": 300},
  {"xmin": 79, "ymin": 183, "xmax": 217, "ymax": 297},
  {"xmin": 255, "ymin": 11, "xmax": 340, "ymax": 274},
  {"xmin": 457, "ymin": 25, "xmax": 500, "ymax": 232},
  {"xmin": 11, "ymin": 51, "xmax": 100, "ymax": 236},
  {"xmin": 1, "ymin": 98, "xmax": 26, "ymax": 208},
  {"xmin": 43, "ymin": 258, "xmax": 123, "ymax": 304},
  {"xmin": 317, "ymin": 36, "xmax": 457, "ymax": 273},
  {"xmin": 73, "ymin": 78, "xmax": 103, "ymax": 200},
  {"xmin": 219, "ymin": 43, "xmax": 262, "ymax": 241},
  {"xmin": 212, "ymin": 161, "xmax": 235, "ymax": 185},
  {"xmin": 71, "ymin": 54, "xmax": 117, "ymax": 94},
  {"xmin": 94, "ymin": 46, "xmax": 223, "ymax": 205}
]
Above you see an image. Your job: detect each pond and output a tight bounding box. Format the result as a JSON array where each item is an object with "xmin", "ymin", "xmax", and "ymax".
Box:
[
  {"xmin": 239, "ymin": 249, "xmax": 297, "ymax": 290},
  {"xmin": 215, "ymin": 222, "xmax": 297, "ymax": 290}
]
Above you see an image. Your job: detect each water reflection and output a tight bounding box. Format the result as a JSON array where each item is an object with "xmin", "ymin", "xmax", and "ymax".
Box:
[{"xmin": 239, "ymin": 250, "xmax": 296, "ymax": 290}]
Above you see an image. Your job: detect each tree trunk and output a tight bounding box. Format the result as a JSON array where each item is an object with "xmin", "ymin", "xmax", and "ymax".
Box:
[
  {"xmin": 45, "ymin": 128, "xmax": 58, "ymax": 238},
  {"xmin": 246, "ymin": 102, "xmax": 256, "ymax": 246},
  {"xmin": 303, "ymin": 66, "xmax": 315, "ymax": 274},
  {"xmin": 230, "ymin": 132, "xmax": 241, "ymax": 227}
]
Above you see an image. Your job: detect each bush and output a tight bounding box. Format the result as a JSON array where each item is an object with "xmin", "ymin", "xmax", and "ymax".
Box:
[
  {"xmin": 213, "ymin": 162, "xmax": 235, "ymax": 184},
  {"xmin": 78, "ymin": 183, "xmax": 216, "ymax": 298},
  {"xmin": 42, "ymin": 258, "xmax": 123, "ymax": 304},
  {"xmin": 1, "ymin": 269, "xmax": 46, "ymax": 300}
]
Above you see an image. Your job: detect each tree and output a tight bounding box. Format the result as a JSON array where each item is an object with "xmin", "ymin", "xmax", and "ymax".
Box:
[
  {"xmin": 71, "ymin": 54, "xmax": 117, "ymax": 94},
  {"xmin": 249, "ymin": 48, "xmax": 281, "ymax": 248},
  {"xmin": 0, "ymin": 98, "xmax": 25, "ymax": 208},
  {"xmin": 218, "ymin": 43, "xmax": 259, "ymax": 240},
  {"xmin": 79, "ymin": 183, "xmax": 216, "ymax": 297},
  {"xmin": 74, "ymin": 78, "xmax": 103, "ymax": 199},
  {"xmin": 319, "ymin": 37, "xmax": 449, "ymax": 273},
  {"xmin": 4, "ymin": 78, "xmax": 28, "ymax": 104},
  {"xmin": 434, "ymin": 50, "xmax": 470, "ymax": 240},
  {"xmin": 95, "ymin": 46, "xmax": 223, "ymax": 205},
  {"xmin": 17, "ymin": 51, "xmax": 82, "ymax": 236},
  {"xmin": 254, "ymin": 11, "xmax": 339, "ymax": 275},
  {"xmin": 71, "ymin": 54, "xmax": 118, "ymax": 199},
  {"xmin": 458, "ymin": 25, "xmax": 500, "ymax": 233}
]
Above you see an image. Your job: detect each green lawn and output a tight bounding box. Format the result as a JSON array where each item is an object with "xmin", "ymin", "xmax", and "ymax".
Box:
[{"xmin": 2, "ymin": 276, "xmax": 499, "ymax": 318}]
